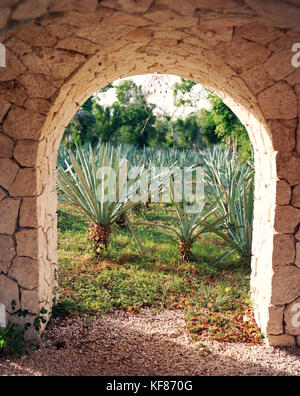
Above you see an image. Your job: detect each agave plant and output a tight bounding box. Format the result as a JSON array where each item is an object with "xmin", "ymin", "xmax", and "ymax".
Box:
[
  {"xmin": 132, "ymin": 179, "xmax": 227, "ymax": 261},
  {"xmin": 200, "ymin": 145, "xmax": 254, "ymax": 266},
  {"xmin": 57, "ymin": 142, "xmax": 153, "ymax": 255}
]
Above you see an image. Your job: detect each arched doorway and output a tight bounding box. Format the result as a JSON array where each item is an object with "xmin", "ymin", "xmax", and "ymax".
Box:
[{"xmin": 0, "ymin": 0, "xmax": 300, "ymax": 346}]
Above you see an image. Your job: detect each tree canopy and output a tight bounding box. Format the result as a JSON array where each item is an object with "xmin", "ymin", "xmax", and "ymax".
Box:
[{"xmin": 63, "ymin": 77, "xmax": 252, "ymax": 160}]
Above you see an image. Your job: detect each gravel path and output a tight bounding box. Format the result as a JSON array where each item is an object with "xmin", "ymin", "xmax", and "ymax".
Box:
[{"xmin": 0, "ymin": 309, "xmax": 300, "ymax": 376}]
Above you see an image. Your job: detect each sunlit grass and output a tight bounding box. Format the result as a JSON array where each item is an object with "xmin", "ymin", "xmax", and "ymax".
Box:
[{"xmin": 55, "ymin": 202, "xmax": 263, "ymax": 343}]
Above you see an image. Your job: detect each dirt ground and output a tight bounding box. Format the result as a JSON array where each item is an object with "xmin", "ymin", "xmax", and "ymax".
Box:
[{"xmin": 0, "ymin": 309, "xmax": 299, "ymax": 376}]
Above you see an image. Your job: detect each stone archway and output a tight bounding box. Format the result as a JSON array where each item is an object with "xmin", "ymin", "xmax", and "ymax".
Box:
[{"xmin": 0, "ymin": 0, "xmax": 300, "ymax": 346}]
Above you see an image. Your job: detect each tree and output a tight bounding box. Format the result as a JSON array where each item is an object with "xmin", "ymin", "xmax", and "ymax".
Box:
[
  {"xmin": 151, "ymin": 117, "xmax": 172, "ymax": 147},
  {"xmin": 63, "ymin": 96, "xmax": 97, "ymax": 147},
  {"xmin": 173, "ymin": 115, "xmax": 202, "ymax": 149},
  {"xmin": 207, "ymin": 92, "xmax": 252, "ymax": 160},
  {"xmin": 93, "ymin": 80, "xmax": 157, "ymax": 148},
  {"xmin": 197, "ymin": 108, "xmax": 221, "ymax": 146},
  {"xmin": 173, "ymin": 78, "xmax": 197, "ymax": 107}
]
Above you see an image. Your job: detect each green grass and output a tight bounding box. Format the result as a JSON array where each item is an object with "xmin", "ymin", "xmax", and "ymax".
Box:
[{"xmin": 55, "ymin": 202, "xmax": 263, "ymax": 344}]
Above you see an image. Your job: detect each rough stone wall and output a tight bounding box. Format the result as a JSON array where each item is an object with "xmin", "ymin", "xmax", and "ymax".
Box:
[{"xmin": 0, "ymin": 0, "xmax": 300, "ymax": 345}]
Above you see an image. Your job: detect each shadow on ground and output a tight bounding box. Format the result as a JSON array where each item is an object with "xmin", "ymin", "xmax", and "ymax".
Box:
[{"xmin": 0, "ymin": 311, "xmax": 299, "ymax": 376}]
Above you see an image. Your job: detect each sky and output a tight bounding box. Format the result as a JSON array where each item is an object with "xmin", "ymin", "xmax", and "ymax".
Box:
[{"xmin": 95, "ymin": 74, "xmax": 211, "ymax": 119}]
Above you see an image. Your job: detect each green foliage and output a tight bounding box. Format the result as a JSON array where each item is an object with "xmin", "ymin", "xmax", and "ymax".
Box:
[
  {"xmin": 57, "ymin": 143, "xmax": 141, "ymax": 225},
  {"xmin": 207, "ymin": 92, "xmax": 252, "ymax": 160},
  {"xmin": 151, "ymin": 117, "xmax": 171, "ymax": 146},
  {"xmin": 115, "ymin": 79, "xmax": 146, "ymax": 106},
  {"xmin": 173, "ymin": 78, "xmax": 197, "ymax": 107},
  {"xmin": 174, "ymin": 115, "xmax": 202, "ymax": 149},
  {"xmin": 57, "ymin": 142, "xmax": 169, "ymax": 253},
  {"xmin": 131, "ymin": 178, "xmax": 228, "ymax": 261},
  {"xmin": 200, "ymin": 146, "xmax": 254, "ymax": 266},
  {"xmin": 62, "ymin": 77, "xmax": 253, "ymax": 156},
  {"xmin": 0, "ymin": 302, "xmax": 31, "ymax": 356},
  {"xmin": 93, "ymin": 80, "xmax": 157, "ymax": 148},
  {"xmin": 197, "ymin": 108, "xmax": 222, "ymax": 146},
  {"xmin": 56, "ymin": 201, "xmax": 263, "ymax": 344}
]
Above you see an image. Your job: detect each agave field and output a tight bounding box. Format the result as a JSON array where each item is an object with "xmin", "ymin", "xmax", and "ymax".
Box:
[{"xmin": 55, "ymin": 142, "xmax": 262, "ymax": 344}]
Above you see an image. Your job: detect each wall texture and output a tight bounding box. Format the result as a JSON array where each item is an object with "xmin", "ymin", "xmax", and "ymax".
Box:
[{"xmin": 0, "ymin": 0, "xmax": 300, "ymax": 346}]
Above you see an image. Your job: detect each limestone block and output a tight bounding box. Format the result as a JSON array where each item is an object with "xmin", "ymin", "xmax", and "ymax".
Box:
[
  {"xmin": 19, "ymin": 196, "xmax": 39, "ymax": 228},
  {"xmin": 0, "ymin": 187, "xmax": 6, "ymax": 202},
  {"xmin": 49, "ymin": 0, "xmax": 98, "ymax": 12},
  {"xmin": 264, "ymin": 50, "xmax": 295, "ymax": 81},
  {"xmin": 103, "ymin": 12, "xmax": 150, "ymax": 26},
  {"xmin": 276, "ymin": 179, "xmax": 291, "ymax": 205},
  {"xmin": 17, "ymin": 73, "xmax": 58, "ymax": 99},
  {"xmin": 297, "ymin": 125, "xmax": 300, "ymax": 154},
  {"xmin": 0, "ymin": 235, "xmax": 16, "ymax": 274},
  {"xmin": 24, "ymin": 98, "xmax": 52, "ymax": 115},
  {"xmin": 258, "ymin": 82, "xmax": 297, "ymax": 120},
  {"xmin": 269, "ymin": 120, "xmax": 295, "ymax": 152},
  {"xmin": 235, "ymin": 23, "xmax": 283, "ymax": 46},
  {"xmin": 15, "ymin": 229, "xmax": 38, "ymax": 260},
  {"xmin": 3, "ymin": 106, "xmax": 46, "ymax": 140},
  {"xmin": 15, "ymin": 25, "xmax": 56, "ymax": 47},
  {"xmin": 286, "ymin": 69, "xmax": 300, "ymax": 87},
  {"xmin": 12, "ymin": 0, "xmax": 51, "ymax": 21},
  {"xmin": 117, "ymin": 0, "xmax": 153, "ymax": 13},
  {"xmin": 267, "ymin": 334, "xmax": 296, "ymax": 347},
  {"xmin": 0, "ymin": 197, "xmax": 20, "ymax": 235},
  {"xmin": 215, "ymin": 39, "xmax": 271, "ymax": 74},
  {"xmin": 240, "ymin": 66, "xmax": 274, "ymax": 95},
  {"xmin": 13, "ymin": 140, "xmax": 39, "ymax": 168},
  {"xmin": 0, "ymin": 48, "xmax": 26, "ymax": 82},
  {"xmin": 295, "ymin": 243, "xmax": 300, "ymax": 269},
  {"xmin": 4, "ymin": 37, "xmax": 32, "ymax": 58},
  {"xmin": 0, "ymin": 8, "xmax": 10, "ymax": 30},
  {"xmin": 0, "ymin": 0, "xmax": 19, "ymax": 7},
  {"xmin": 21, "ymin": 53, "xmax": 52, "ymax": 76},
  {"xmin": 244, "ymin": 0, "xmax": 300, "ymax": 29},
  {"xmin": 284, "ymin": 298, "xmax": 300, "ymax": 335},
  {"xmin": 272, "ymin": 234, "xmax": 295, "ymax": 266},
  {"xmin": 16, "ymin": 228, "xmax": 46, "ymax": 260},
  {"xmin": 0, "ymin": 134, "xmax": 14, "ymax": 159},
  {"xmin": 56, "ymin": 37, "xmax": 98, "ymax": 54},
  {"xmin": 154, "ymin": 0, "xmax": 199, "ymax": 15},
  {"xmin": 0, "ymin": 159, "xmax": 19, "ymax": 190},
  {"xmin": 274, "ymin": 206, "xmax": 300, "ymax": 233},
  {"xmin": 292, "ymin": 184, "xmax": 300, "ymax": 208},
  {"xmin": 296, "ymin": 84, "xmax": 300, "ymax": 118},
  {"xmin": 267, "ymin": 305, "xmax": 284, "ymax": 335},
  {"xmin": 124, "ymin": 29, "xmax": 152, "ymax": 42},
  {"xmin": 20, "ymin": 289, "xmax": 39, "ymax": 315},
  {"xmin": 34, "ymin": 48, "xmax": 86, "ymax": 80},
  {"xmin": 9, "ymin": 257, "xmax": 39, "ymax": 290},
  {"xmin": 145, "ymin": 10, "xmax": 198, "ymax": 28},
  {"xmin": 0, "ymin": 100, "xmax": 10, "ymax": 123},
  {"xmin": 0, "ymin": 81, "xmax": 27, "ymax": 107},
  {"xmin": 271, "ymin": 266, "xmax": 300, "ymax": 305},
  {"xmin": 277, "ymin": 153, "xmax": 300, "ymax": 186},
  {"xmin": 0, "ymin": 275, "xmax": 20, "ymax": 313},
  {"xmin": 9, "ymin": 168, "xmax": 41, "ymax": 197}
]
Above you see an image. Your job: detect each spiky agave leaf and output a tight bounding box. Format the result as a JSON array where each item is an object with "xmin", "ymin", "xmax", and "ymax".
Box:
[
  {"xmin": 57, "ymin": 142, "xmax": 170, "ymax": 253},
  {"xmin": 130, "ymin": 177, "xmax": 228, "ymax": 261},
  {"xmin": 200, "ymin": 145, "xmax": 254, "ymax": 266}
]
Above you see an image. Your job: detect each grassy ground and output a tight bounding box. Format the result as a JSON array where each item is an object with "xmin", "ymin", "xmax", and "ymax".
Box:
[{"xmin": 55, "ymin": 202, "xmax": 263, "ymax": 344}]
